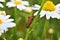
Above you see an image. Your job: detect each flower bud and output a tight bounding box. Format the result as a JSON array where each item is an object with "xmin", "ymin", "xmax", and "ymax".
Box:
[
  {"xmin": 0, "ymin": 11, "xmax": 6, "ymax": 16},
  {"xmin": 18, "ymin": 38, "xmax": 23, "ymax": 40},
  {"xmin": 24, "ymin": 7, "xmax": 33, "ymax": 13},
  {"xmin": 48, "ymin": 28, "xmax": 54, "ymax": 34},
  {"xmin": 59, "ymin": 37, "xmax": 60, "ymax": 40}
]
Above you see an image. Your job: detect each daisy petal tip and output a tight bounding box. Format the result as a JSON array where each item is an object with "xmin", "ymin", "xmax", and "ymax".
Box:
[{"xmin": 46, "ymin": 17, "xmax": 50, "ymax": 20}]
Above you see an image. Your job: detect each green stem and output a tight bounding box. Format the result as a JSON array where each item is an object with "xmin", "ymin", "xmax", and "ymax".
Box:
[
  {"xmin": 3, "ymin": 1, "xmax": 6, "ymax": 11},
  {"xmin": 57, "ymin": 32, "xmax": 60, "ymax": 40},
  {"xmin": 51, "ymin": 35, "xmax": 53, "ymax": 40},
  {"xmin": 24, "ymin": 0, "xmax": 46, "ymax": 40},
  {"xmin": 14, "ymin": 8, "xmax": 17, "ymax": 23},
  {"xmin": 24, "ymin": 29, "xmax": 31, "ymax": 40},
  {"xmin": 41, "ymin": 20, "xmax": 49, "ymax": 40},
  {"xmin": 14, "ymin": 7, "xmax": 19, "ymax": 32}
]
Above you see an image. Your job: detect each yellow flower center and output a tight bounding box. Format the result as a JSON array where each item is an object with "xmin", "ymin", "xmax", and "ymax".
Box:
[
  {"xmin": 42, "ymin": 1, "xmax": 56, "ymax": 11},
  {"xmin": 0, "ymin": 19, "xmax": 3, "ymax": 24},
  {"xmin": 14, "ymin": 1, "xmax": 22, "ymax": 5}
]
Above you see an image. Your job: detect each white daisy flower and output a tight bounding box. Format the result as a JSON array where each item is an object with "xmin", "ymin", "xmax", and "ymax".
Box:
[
  {"xmin": 0, "ymin": 14, "xmax": 16, "ymax": 36},
  {"xmin": 0, "ymin": 3, "xmax": 4, "ymax": 8},
  {"xmin": 0, "ymin": 0, "xmax": 5, "ymax": 2},
  {"xmin": 34, "ymin": 1, "xmax": 60, "ymax": 19},
  {"xmin": 6, "ymin": 0, "xmax": 29, "ymax": 10}
]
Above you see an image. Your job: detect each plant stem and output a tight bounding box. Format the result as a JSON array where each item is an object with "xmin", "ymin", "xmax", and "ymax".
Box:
[
  {"xmin": 3, "ymin": 1, "xmax": 6, "ymax": 11},
  {"xmin": 14, "ymin": 8, "xmax": 17, "ymax": 23},
  {"xmin": 24, "ymin": 29, "xmax": 31, "ymax": 40},
  {"xmin": 51, "ymin": 35, "xmax": 53, "ymax": 40},
  {"xmin": 57, "ymin": 32, "xmax": 60, "ymax": 40},
  {"xmin": 41, "ymin": 20, "xmax": 49, "ymax": 40},
  {"xmin": 24, "ymin": 0, "xmax": 46, "ymax": 40}
]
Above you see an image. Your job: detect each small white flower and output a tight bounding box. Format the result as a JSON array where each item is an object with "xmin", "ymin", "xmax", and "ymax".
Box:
[
  {"xmin": 0, "ymin": 14, "xmax": 16, "ymax": 36},
  {"xmin": 0, "ymin": 0, "xmax": 5, "ymax": 2},
  {"xmin": 6, "ymin": 0, "xmax": 29, "ymax": 10},
  {"xmin": 34, "ymin": 1, "xmax": 60, "ymax": 19},
  {"xmin": 0, "ymin": 3, "xmax": 4, "ymax": 8}
]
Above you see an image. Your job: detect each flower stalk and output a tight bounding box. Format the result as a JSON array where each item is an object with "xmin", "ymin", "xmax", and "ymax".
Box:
[
  {"xmin": 3, "ymin": 1, "xmax": 6, "ymax": 11},
  {"xmin": 40, "ymin": 20, "xmax": 49, "ymax": 40},
  {"xmin": 14, "ymin": 7, "xmax": 17, "ymax": 23},
  {"xmin": 24, "ymin": 0, "xmax": 46, "ymax": 40}
]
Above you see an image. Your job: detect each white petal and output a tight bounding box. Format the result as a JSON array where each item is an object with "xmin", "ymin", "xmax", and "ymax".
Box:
[
  {"xmin": 6, "ymin": 2, "xmax": 16, "ymax": 8},
  {"xmin": 31, "ymin": 7, "xmax": 40, "ymax": 10},
  {"xmin": 0, "ymin": 23, "xmax": 15, "ymax": 29},
  {"xmin": 51, "ymin": 11, "xmax": 60, "ymax": 19},
  {"xmin": 0, "ymin": 30, "xmax": 4, "ymax": 33},
  {"xmin": 11, "ymin": 0, "xmax": 14, "ymax": 1},
  {"xmin": 34, "ymin": 11, "xmax": 38, "ymax": 16},
  {"xmin": 0, "ymin": 33, "xmax": 2, "ymax": 36},
  {"xmin": 31, "ymin": 4, "xmax": 40, "ymax": 10},
  {"xmin": 0, "ymin": 3, "xmax": 4, "ymax": 8},
  {"xmin": 0, "ymin": 30, "xmax": 4, "ymax": 36},
  {"xmin": 17, "ymin": 5, "xmax": 26, "ymax": 10},
  {"xmin": 49, "ymin": 12, "xmax": 56, "ymax": 18},
  {"xmin": 55, "ymin": 13, "xmax": 60, "ymax": 19},
  {"xmin": 55, "ymin": 7, "xmax": 60, "ymax": 14},
  {"xmin": 0, "ymin": 15, "xmax": 6, "ymax": 20},
  {"xmin": 4, "ymin": 28, "xmax": 8, "ymax": 32},
  {"xmin": 34, "ymin": 4, "xmax": 40, "ymax": 8},
  {"xmin": 5, "ymin": 15, "xmax": 11, "ymax": 19},
  {"xmin": 0, "ymin": 15, "xmax": 10, "ymax": 20},
  {"xmin": 56, "ymin": 4, "xmax": 60, "ymax": 11},
  {"xmin": 0, "ymin": 0, "xmax": 5, "ymax": 2},
  {"xmin": 40, "ymin": 10, "xmax": 46, "ymax": 18},
  {"xmin": 5, "ymin": 22, "xmax": 16, "ymax": 28},
  {"xmin": 0, "ymin": 24, "xmax": 8, "ymax": 30},
  {"xmin": 46, "ymin": 11, "xmax": 50, "ymax": 19},
  {"xmin": 5, "ymin": 19, "xmax": 14, "ymax": 22},
  {"xmin": 22, "ymin": 1, "xmax": 29, "ymax": 6},
  {"xmin": 56, "ymin": 9, "xmax": 60, "ymax": 14},
  {"xmin": 56, "ymin": 3, "xmax": 60, "ymax": 8}
]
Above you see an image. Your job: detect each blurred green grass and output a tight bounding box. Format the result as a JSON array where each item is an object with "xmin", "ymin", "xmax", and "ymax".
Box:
[{"xmin": 1, "ymin": 0, "xmax": 60, "ymax": 40}]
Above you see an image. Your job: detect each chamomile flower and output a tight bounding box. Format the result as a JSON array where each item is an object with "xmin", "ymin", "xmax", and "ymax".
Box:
[
  {"xmin": 6, "ymin": 0, "xmax": 29, "ymax": 10},
  {"xmin": 34, "ymin": 1, "xmax": 60, "ymax": 19},
  {"xmin": 0, "ymin": 12, "xmax": 16, "ymax": 35}
]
